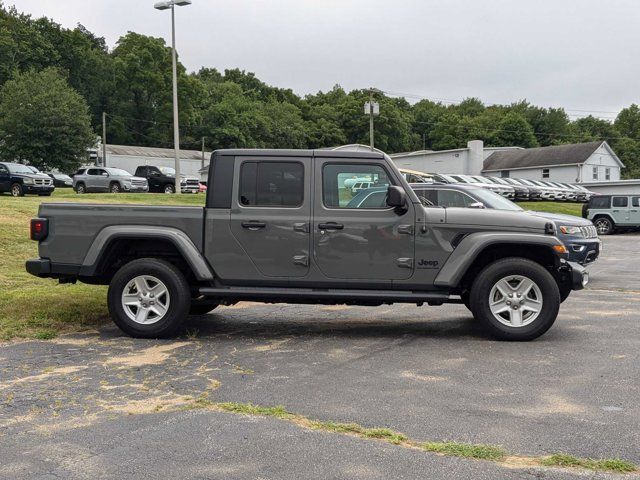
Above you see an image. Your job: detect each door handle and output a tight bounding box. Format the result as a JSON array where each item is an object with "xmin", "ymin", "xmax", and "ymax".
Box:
[
  {"xmin": 241, "ymin": 221, "xmax": 266, "ymax": 230},
  {"xmin": 318, "ymin": 222, "xmax": 344, "ymax": 230}
]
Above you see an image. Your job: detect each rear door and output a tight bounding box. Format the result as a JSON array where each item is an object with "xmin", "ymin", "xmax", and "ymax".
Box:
[
  {"xmin": 611, "ymin": 196, "xmax": 630, "ymax": 224},
  {"xmin": 313, "ymin": 159, "xmax": 415, "ymax": 283},
  {"xmin": 229, "ymin": 155, "xmax": 312, "ymax": 278},
  {"xmin": 0, "ymin": 164, "xmax": 10, "ymax": 192}
]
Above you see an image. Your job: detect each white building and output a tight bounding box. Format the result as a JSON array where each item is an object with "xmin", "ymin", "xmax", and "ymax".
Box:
[
  {"xmin": 482, "ymin": 141, "xmax": 623, "ymax": 183},
  {"xmin": 390, "ymin": 141, "xmax": 520, "ymax": 176},
  {"xmin": 97, "ymin": 144, "xmax": 211, "ymax": 178}
]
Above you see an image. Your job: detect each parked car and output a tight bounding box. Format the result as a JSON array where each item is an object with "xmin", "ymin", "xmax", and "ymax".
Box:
[
  {"xmin": 28, "ymin": 148, "xmax": 589, "ymax": 341},
  {"xmin": 447, "ymin": 174, "xmax": 512, "ymax": 198},
  {"xmin": 134, "ymin": 165, "xmax": 200, "ymax": 194},
  {"xmin": 502, "ymin": 178, "xmax": 543, "ymax": 201},
  {"xmin": 46, "ymin": 172, "xmax": 74, "ymax": 188},
  {"xmin": 583, "ymin": 194, "xmax": 640, "ymax": 235},
  {"xmin": 410, "ymin": 183, "xmax": 600, "ymax": 266},
  {"xmin": 483, "ymin": 176, "xmax": 529, "ymax": 201},
  {"xmin": 73, "ymin": 167, "xmax": 148, "ymax": 194},
  {"xmin": 0, "ymin": 162, "xmax": 55, "ymax": 197}
]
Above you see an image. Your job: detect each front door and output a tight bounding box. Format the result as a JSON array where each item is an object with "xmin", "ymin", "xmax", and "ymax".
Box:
[
  {"xmin": 0, "ymin": 164, "xmax": 10, "ymax": 193},
  {"xmin": 313, "ymin": 160, "xmax": 415, "ymax": 283},
  {"xmin": 229, "ymin": 156, "xmax": 311, "ymax": 278},
  {"xmin": 611, "ymin": 196, "xmax": 630, "ymax": 225}
]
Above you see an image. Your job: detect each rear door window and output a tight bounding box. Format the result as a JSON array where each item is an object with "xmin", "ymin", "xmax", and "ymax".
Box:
[
  {"xmin": 633, "ymin": 197, "xmax": 640, "ymax": 208},
  {"xmin": 589, "ymin": 196, "xmax": 610, "ymax": 209},
  {"xmin": 239, "ymin": 161, "xmax": 304, "ymax": 207},
  {"xmin": 612, "ymin": 196, "xmax": 628, "ymax": 207}
]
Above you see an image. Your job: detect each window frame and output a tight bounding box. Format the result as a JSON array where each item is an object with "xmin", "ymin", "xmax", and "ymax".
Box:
[
  {"xmin": 605, "ymin": 168, "xmax": 611, "ymax": 181},
  {"xmin": 592, "ymin": 166, "xmax": 598, "ymax": 180},
  {"xmin": 238, "ymin": 160, "xmax": 305, "ymax": 209},
  {"xmin": 542, "ymin": 168, "xmax": 550, "ymax": 179},
  {"xmin": 632, "ymin": 197, "xmax": 640, "ymax": 208},
  {"xmin": 322, "ymin": 162, "xmax": 396, "ymax": 211}
]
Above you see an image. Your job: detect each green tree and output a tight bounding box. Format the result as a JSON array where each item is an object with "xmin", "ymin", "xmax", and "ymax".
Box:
[
  {"xmin": 0, "ymin": 68, "xmax": 95, "ymax": 171},
  {"xmin": 495, "ymin": 112, "xmax": 538, "ymax": 147},
  {"xmin": 615, "ymin": 104, "xmax": 640, "ymax": 140}
]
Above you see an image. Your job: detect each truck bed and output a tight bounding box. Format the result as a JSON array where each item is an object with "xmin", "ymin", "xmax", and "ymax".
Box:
[{"xmin": 37, "ymin": 203, "xmax": 205, "ymax": 266}]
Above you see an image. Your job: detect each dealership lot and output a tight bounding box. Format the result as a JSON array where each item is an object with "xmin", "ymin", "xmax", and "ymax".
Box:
[{"xmin": 1, "ymin": 235, "xmax": 639, "ymax": 479}]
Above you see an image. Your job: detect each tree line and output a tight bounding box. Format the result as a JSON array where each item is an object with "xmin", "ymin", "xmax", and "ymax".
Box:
[{"xmin": 1, "ymin": 4, "xmax": 640, "ymax": 176}]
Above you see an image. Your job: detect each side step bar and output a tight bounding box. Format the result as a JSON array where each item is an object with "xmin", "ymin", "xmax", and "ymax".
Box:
[{"xmin": 199, "ymin": 286, "xmax": 456, "ymax": 305}]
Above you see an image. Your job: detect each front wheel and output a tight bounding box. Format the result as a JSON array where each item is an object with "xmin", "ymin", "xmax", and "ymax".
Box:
[
  {"xmin": 469, "ymin": 257, "xmax": 560, "ymax": 341},
  {"xmin": 107, "ymin": 258, "xmax": 191, "ymax": 338},
  {"xmin": 164, "ymin": 184, "xmax": 175, "ymax": 194},
  {"xmin": 110, "ymin": 182, "xmax": 121, "ymax": 193},
  {"xmin": 10, "ymin": 183, "xmax": 24, "ymax": 197},
  {"xmin": 593, "ymin": 217, "xmax": 614, "ymax": 235},
  {"xmin": 75, "ymin": 183, "xmax": 86, "ymax": 194}
]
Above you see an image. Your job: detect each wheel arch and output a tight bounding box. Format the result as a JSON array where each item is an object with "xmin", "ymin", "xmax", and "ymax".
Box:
[
  {"xmin": 79, "ymin": 226, "xmax": 214, "ymax": 282},
  {"xmin": 591, "ymin": 213, "xmax": 615, "ymax": 224},
  {"xmin": 434, "ymin": 233, "xmax": 562, "ymax": 290}
]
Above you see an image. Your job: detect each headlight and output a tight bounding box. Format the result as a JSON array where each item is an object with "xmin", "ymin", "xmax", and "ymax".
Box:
[
  {"xmin": 23, "ymin": 178, "xmax": 34, "ymax": 184},
  {"xmin": 180, "ymin": 179, "xmax": 187, "ymax": 184},
  {"xmin": 559, "ymin": 225, "xmax": 583, "ymax": 236}
]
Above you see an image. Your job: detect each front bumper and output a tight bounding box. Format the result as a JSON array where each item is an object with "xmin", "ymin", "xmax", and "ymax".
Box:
[
  {"xmin": 181, "ymin": 186, "xmax": 200, "ymax": 193},
  {"xmin": 565, "ymin": 239, "xmax": 601, "ymax": 265},
  {"xmin": 560, "ymin": 261, "xmax": 590, "ymax": 291},
  {"xmin": 24, "ymin": 185, "xmax": 55, "ymax": 194},
  {"xmin": 123, "ymin": 184, "xmax": 148, "ymax": 192}
]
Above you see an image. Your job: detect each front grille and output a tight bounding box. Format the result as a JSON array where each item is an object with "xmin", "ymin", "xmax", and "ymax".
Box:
[
  {"xmin": 580, "ymin": 225, "xmax": 598, "ymax": 238},
  {"xmin": 34, "ymin": 178, "xmax": 52, "ymax": 186},
  {"xmin": 186, "ymin": 179, "xmax": 199, "ymax": 186},
  {"xmin": 131, "ymin": 179, "xmax": 146, "ymax": 186}
]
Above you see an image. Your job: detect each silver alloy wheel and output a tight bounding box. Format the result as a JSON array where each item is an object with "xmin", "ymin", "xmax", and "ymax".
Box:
[
  {"xmin": 110, "ymin": 183, "xmax": 120, "ymax": 193},
  {"xmin": 76, "ymin": 184, "xmax": 85, "ymax": 194},
  {"xmin": 164, "ymin": 184, "xmax": 174, "ymax": 194},
  {"xmin": 11, "ymin": 184, "xmax": 21, "ymax": 196},
  {"xmin": 594, "ymin": 218, "xmax": 611, "ymax": 235},
  {"xmin": 121, "ymin": 275, "xmax": 170, "ymax": 325},
  {"xmin": 488, "ymin": 275, "xmax": 543, "ymax": 328}
]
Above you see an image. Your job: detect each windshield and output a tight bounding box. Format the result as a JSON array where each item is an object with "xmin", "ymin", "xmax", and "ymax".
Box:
[
  {"xmin": 472, "ymin": 188, "xmax": 523, "ymax": 211},
  {"xmin": 106, "ymin": 168, "xmax": 132, "ymax": 176},
  {"xmin": 159, "ymin": 166, "xmax": 176, "ymax": 175},
  {"xmin": 7, "ymin": 163, "xmax": 36, "ymax": 174}
]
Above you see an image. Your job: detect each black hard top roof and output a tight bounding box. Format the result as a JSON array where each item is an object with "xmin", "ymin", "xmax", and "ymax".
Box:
[{"xmin": 213, "ymin": 149, "xmax": 384, "ymax": 159}]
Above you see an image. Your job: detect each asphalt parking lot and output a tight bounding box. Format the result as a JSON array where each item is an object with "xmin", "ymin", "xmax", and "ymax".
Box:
[{"xmin": 1, "ymin": 235, "xmax": 639, "ymax": 480}]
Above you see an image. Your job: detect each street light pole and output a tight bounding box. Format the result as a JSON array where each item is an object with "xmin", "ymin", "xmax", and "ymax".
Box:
[{"xmin": 154, "ymin": 0, "xmax": 192, "ymax": 194}]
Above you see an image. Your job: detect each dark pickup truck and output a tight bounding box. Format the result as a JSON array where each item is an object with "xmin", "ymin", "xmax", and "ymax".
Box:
[
  {"xmin": 134, "ymin": 165, "xmax": 200, "ymax": 194},
  {"xmin": 26, "ymin": 149, "xmax": 589, "ymax": 341}
]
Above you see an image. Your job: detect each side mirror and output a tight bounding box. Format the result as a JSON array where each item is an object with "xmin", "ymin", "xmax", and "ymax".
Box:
[
  {"xmin": 469, "ymin": 202, "xmax": 485, "ymax": 209},
  {"xmin": 386, "ymin": 186, "xmax": 407, "ymax": 209}
]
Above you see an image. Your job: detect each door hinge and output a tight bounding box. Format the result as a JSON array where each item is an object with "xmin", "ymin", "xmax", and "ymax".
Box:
[
  {"xmin": 293, "ymin": 255, "xmax": 309, "ymax": 267},
  {"xmin": 396, "ymin": 257, "xmax": 414, "ymax": 269},
  {"xmin": 397, "ymin": 224, "xmax": 414, "ymax": 235},
  {"xmin": 293, "ymin": 222, "xmax": 310, "ymax": 233}
]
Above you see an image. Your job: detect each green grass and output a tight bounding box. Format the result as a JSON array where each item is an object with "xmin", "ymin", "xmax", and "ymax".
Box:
[
  {"xmin": 519, "ymin": 201, "xmax": 584, "ymax": 217},
  {"xmin": 422, "ymin": 441, "xmax": 506, "ymax": 461},
  {"xmin": 0, "ymin": 189, "xmax": 203, "ymax": 341},
  {"xmin": 185, "ymin": 400, "xmax": 637, "ymax": 474},
  {"xmin": 541, "ymin": 454, "xmax": 637, "ymax": 473}
]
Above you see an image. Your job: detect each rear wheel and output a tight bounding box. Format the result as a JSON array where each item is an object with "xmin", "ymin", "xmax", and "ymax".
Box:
[
  {"xmin": 593, "ymin": 216, "xmax": 613, "ymax": 235},
  {"xmin": 10, "ymin": 183, "xmax": 24, "ymax": 197},
  {"xmin": 108, "ymin": 258, "xmax": 191, "ymax": 338},
  {"xmin": 470, "ymin": 257, "xmax": 560, "ymax": 341}
]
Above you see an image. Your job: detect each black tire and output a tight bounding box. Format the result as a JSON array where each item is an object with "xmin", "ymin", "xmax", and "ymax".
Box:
[
  {"xmin": 75, "ymin": 183, "xmax": 86, "ymax": 194},
  {"xmin": 469, "ymin": 257, "xmax": 560, "ymax": 341},
  {"xmin": 164, "ymin": 183, "xmax": 175, "ymax": 194},
  {"xmin": 189, "ymin": 299, "xmax": 219, "ymax": 316},
  {"xmin": 109, "ymin": 182, "xmax": 121, "ymax": 193},
  {"xmin": 593, "ymin": 216, "xmax": 614, "ymax": 235},
  {"xmin": 107, "ymin": 258, "xmax": 191, "ymax": 338},
  {"xmin": 10, "ymin": 183, "xmax": 24, "ymax": 197}
]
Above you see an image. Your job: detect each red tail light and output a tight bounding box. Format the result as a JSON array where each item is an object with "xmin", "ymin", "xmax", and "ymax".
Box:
[{"xmin": 30, "ymin": 218, "xmax": 48, "ymax": 241}]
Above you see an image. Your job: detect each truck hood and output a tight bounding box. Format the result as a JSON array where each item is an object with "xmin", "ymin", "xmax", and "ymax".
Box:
[
  {"xmin": 525, "ymin": 211, "xmax": 592, "ymax": 226},
  {"xmin": 14, "ymin": 173, "xmax": 51, "ymax": 180},
  {"xmin": 443, "ymin": 207, "xmax": 550, "ymax": 232}
]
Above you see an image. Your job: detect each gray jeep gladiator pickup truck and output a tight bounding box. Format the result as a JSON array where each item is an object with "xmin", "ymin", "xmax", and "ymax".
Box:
[{"xmin": 26, "ymin": 149, "xmax": 588, "ymax": 341}]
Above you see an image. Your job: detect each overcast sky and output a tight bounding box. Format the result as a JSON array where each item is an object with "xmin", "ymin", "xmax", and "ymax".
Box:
[{"xmin": 10, "ymin": 0, "xmax": 640, "ymax": 118}]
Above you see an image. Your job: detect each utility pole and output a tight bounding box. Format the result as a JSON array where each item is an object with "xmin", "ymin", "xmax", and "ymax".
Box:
[
  {"xmin": 422, "ymin": 132, "xmax": 426, "ymax": 151},
  {"xmin": 102, "ymin": 111, "xmax": 107, "ymax": 167},
  {"xmin": 201, "ymin": 136, "xmax": 205, "ymax": 170},
  {"xmin": 154, "ymin": 0, "xmax": 192, "ymax": 194},
  {"xmin": 364, "ymin": 88, "xmax": 379, "ymax": 151}
]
